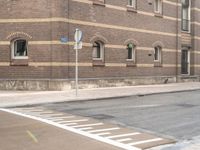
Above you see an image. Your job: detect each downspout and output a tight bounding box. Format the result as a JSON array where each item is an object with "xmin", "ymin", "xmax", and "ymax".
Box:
[
  {"xmin": 67, "ymin": 0, "xmax": 70, "ymax": 80},
  {"xmin": 50, "ymin": 0, "xmax": 53, "ymax": 89},
  {"xmin": 176, "ymin": 0, "xmax": 179, "ymax": 82}
]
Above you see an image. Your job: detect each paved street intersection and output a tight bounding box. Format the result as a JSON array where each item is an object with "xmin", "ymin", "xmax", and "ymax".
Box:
[
  {"xmin": 0, "ymin": 106, "xmax": 174, "ymax": 150},
  {"xmin": 1, "ymin": 83, "xmax": 200, "ymax": 150}
]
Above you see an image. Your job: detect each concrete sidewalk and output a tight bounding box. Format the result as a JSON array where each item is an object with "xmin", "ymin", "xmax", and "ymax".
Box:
[{"xmin": 0, "ymin": 82, "xmax": 200, "ymax": 108}]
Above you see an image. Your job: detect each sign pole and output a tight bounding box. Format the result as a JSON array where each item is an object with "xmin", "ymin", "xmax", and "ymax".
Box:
[
  {"xmin": 74, "ymin": 28, "xmax": 82, "ymax": 96},
  {"xmin": 75, "ymin": 41, "xmax": 78, "ymax": 96}
]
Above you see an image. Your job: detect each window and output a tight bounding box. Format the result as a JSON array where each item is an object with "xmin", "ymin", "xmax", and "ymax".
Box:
[
  {"xmin": 12, "ymin": 39, "xmax": 28, "ymax": 59},
  {"xmin": 154, "ymin": 46, "xmax": 161, "ymax": 61},
  {"xmin": 93, "ymin": 41, "xmax": 104, "ymax": 59},
  {"xmin": 181, "ymin": 0, "xmax": 190, "ymax": 32},
  {"xmin": 154, "ymin": 0, "xmax": 162, "ymax": 14},
  {"xmin": 127, "ymin": 43, "xmax": 135, "ymax": 60},
  {"xmin": 128, "ymin": 0, "xmax": 136, "ymax": 8}
]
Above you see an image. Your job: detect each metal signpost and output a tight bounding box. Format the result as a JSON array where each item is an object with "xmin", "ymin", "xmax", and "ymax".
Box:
[{"xmin": 74, "ymin": 28, "xmax": 83, "ymax": 96}]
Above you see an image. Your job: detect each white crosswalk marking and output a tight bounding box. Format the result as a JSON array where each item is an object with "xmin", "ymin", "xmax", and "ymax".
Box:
[
  {"xmin": 39, "ymin": 113, "xmax": 64, "ymax": 116},
  {"xmin": 37, "ymin": 111, "xmax": 54, "ymax": 114},
  {"xmin": 26, "ymin": 113, "xmax": 69, "ymax": 119},
  {"xmin": 4, "ymin": 107, "xmax": 173, "ymax": 150},
  {"xmin": 106, "ymin": 132, "xmax": 141, "ymax": 139},
  {"xmin": 116, "ymin": 138, "xmax": 133, "ymax": 142},
  {"xmin": 15, "ymin": 107, "xmax": 43, "ymax": 111},
  {"xmin": 13, "ymin": 108, "xmax": 44, "ymax": 112},
  {"xmin": 88, "ymin": 127, "xmax": 120, "ymax": 133},
  {"xmin": 57, "ymin": 119, "xmax": 88, "ymax": 124},
  {"xmin": 95, "ymin": 132, "xmax": 111, "ymax": 136},
  {"xmin": 29, "ymin": 110, "xmax": 44, "ymax": 112},
  {"xmin": 78, "ymin": 127, "xmax": 93, "ymax": 131},
  {"xmin": 25, "ymin": 112, "xmax": 64, "ymax": 118},
  {"xmin": 71, "ymin": 123, "xmax": 103, "ymax": 128},
  {"xmin": 44, "ymin": 118, "xmax": 64, "ymax": 121},
  {"xmin": 128, "ymin": 138, "xmax": 163, "ymax": 146},
  {"xmin": 47, "ymin": 116, "xmax": 75, "ymax": 119},
  {"xmin": 62, "ymin": 123, "xmax": 78, "ymax": 126},
  {"xmin": 1, "ymin": 108, "xmax": 142, "ymax": 150}
]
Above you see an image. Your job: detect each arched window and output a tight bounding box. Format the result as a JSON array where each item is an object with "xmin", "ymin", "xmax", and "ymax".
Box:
[
  {"xmin": 182, "ymin": 0, "xmax": 190, "ymax": 31},
  {"xmin": 127, "ymin": 43, "xmax": 135, "ymax": 60},
  {"xmin": 154, "ymin": 0, "xmax": 162, "ymax": 14},
  {"xmin": 11, "ymin": 39, "xmax": 28, "ymax": 59},
  {"xmin": 154, "ymin": 46, "xmax": 162, "ymax": 62},
  {"xmin": 92, "ymin": 41, "xmax": 104, "ymax": 59},
  {"xmin": 128, "ymin": 0, "xmax": 136, "ymax": 8}
]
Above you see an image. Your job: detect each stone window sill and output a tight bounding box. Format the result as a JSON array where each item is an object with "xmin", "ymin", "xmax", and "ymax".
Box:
[
  {"xmin": 154, "ymin": 61, "xmax": 162, "ymax": 67},
  {"xmin": 10, "ymin": 59, "xmax": 29, "ymax": 66},
  {"xmin": 93, "ymin": 1, "xmax": 105, "ymax": 7},
  {"xmin": 126, "ymin": 6, "xmax": 137, "ymax": 13},
  {"xmin": 126, "ymin": 59, "xmax": 136, "ymax": 67},
  {"xmin": 93, "ymin": 59, "xmax": 105, "ymax": 67},
  {"xmin": 154, "ymin": 12, "xmax": 163, "ymax": 18},
  {"xmin": 181, "ymin": 30, "xmax": 191, "ymax": 34}
]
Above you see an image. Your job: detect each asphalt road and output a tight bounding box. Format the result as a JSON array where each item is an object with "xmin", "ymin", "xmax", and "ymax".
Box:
[
  {"xmin": 42, "ymin": 90, "xmax": 200, "ymax": 141},
  {"xmin": 0, "ymin": 111, "xmax": 121, "ymax": 150}
]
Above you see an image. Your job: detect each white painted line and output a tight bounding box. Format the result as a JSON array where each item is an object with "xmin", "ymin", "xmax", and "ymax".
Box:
[
  {"xmin": 78, "ymin": 127, "xmax": 93, "ymax": 131},
  {"xmin": 128, "ymin": 138, "xmax": 163, "ymax": 146},
  {"xmin": 21, "ymin": 113, "xmax": 45, "ymax": 117},
  {"xmin": 12, "ymin": 108, "xmax": 45, "ymax": 113},
  {"xmin": 39, "ymin": 113, "xmax": 63, "ymax": 116},
  {"xmin": 62, "ymin": 123, "xmax": 78, "ymax": 126},
  {"xmin": 116, "ymin": 138, "xmax": 133, "ymax": 142},
  {"xmin": 25, "ymin": 113, "xmax": 67, "ymax": 119},
  {"xmin": 95, "ymin": 132, "xmax": 111, "ymax": 136},
  {"xmin": 71, "ymin": 123, "xmax": 103, "ymax": 128},
  {"xmin": 88, "ymin": 127, "xmax": 120, "ymax": 133},
  {"xmin": 53, "ymin": 116, "xmax": 75, "ymax": 119},
  {"xmin": 37, "ymin": 111, "xmax": 54, "ymax": 114},
  {"xmin": 0, "ymin": 109, "xmax": 140, "ymax": 150},
  {"xmin": 44, "ymin": 118, "xmax": 64, "ymax": 121},
  {"xmin": 57, "ymin": 119, "xmax": 88, "ymax": 123},
  {"xmin": 22, "ymin": 112, "xmax": 64, "ymax": 118},
  {"xmin": 45, "ymin": 116, "xmax": 75, "ymax": 120},
  {"xmin": 13, "ymin": 107, "xmax": 43, "ymax": 110},
  {"xmin": 15, "ymin": 109, "xmax": 44, "ymax": 112},
  {"xmin": 106, "ymin": 133, "xmax": 141, "ymax": 139},
  {"xmin": 29, "ymin": 110, "xmax": 44, "ymax": 112}
]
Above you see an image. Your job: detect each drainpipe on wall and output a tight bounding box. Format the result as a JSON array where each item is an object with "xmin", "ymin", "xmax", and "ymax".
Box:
[
  {"xmin": 67, "ymin": 0, "xmax": 70, "ymax": 80},
  {"xmin": 51, "ymin": 0, "xmax": 53, "ymax": 83},
  {"xmin": 176, "ymin": 0, "xmax": 179, "ymax": 82},
  {"xmin": 191, "ymin": 1, "xmax": 195, "ymax": 77},
  {"xmin": 48, "ymin": 0, "xmax": 53, "ymax": 90}
]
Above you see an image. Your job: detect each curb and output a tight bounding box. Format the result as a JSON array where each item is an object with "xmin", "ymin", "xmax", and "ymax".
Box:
[{"xmin": 1, "ymin": 88, "xmax": 200, "ymax": 108}]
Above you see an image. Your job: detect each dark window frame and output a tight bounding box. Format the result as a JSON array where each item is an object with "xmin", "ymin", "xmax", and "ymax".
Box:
[
  {"xmin": 92, "ymin": 41, "xmax": 104, "ymax": 60},
  {"xmin": 12, "ymin": 39, "xmax": 28, "ymax": 59},
  {"xmin": 154, "ymin": 46, "xmax": 161, "ymax": 62}
]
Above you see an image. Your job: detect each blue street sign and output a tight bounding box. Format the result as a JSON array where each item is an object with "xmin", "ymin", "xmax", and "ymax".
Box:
[{"xmin": 60, "ymin": 36, "xmax": 68, "ymax": 43}]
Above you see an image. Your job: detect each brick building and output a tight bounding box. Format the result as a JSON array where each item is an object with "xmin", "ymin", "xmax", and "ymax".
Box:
[{"xmin": 0, "ymin": 0, "xmax": 199, "ymax": 90}]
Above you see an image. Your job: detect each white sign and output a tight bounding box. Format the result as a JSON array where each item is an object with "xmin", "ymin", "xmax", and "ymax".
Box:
[
  {"xmin": 74, "ymin": 29, "xmax": 82, "ymax": 43},
  {"xmin": 74, "ymin": 42, "xmax": 83, "ymax": 50}
]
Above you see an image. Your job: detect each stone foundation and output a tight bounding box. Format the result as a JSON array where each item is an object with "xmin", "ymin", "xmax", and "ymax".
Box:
[
  {"xmin": 0, "ymin": 76, "xmax": 179, "ymax": 91},
  {"xmin": 0, "ymin": 76, "xmax": 199, "ymax": 91}
]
